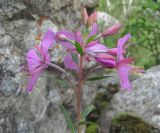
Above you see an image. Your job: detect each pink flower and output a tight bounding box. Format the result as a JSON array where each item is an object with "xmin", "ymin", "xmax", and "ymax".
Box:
[
  {"xmin": 95, "ymin": 33, "xmax": 133, "ymax": 91},
  {"xmin": 56, "ymin": 23, "xmax": 107, "ymax": 70},
  {"xmin": 115, "ymin": 33, "xmax": 133, "ymax": 91},
  {"xmin": 25, "ymin": 30, "xmax": 54, "ymax": 92}
]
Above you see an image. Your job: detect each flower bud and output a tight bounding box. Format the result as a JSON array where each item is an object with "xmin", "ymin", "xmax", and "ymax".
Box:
[
  {"xmin": 95, "ymin": 53, "xmax": 116, "ymax": 68},
  {"xmin": 81, "ymin": 8, "xmax": 89, "ymax": 25},
  {"xmin": 102, "ymin": 23, "xmax": 122, "ymax": 37},
  {"xmin": 87, "ymin": 11, "xmax": 97, "ymax": 26},
  {"xmin": 107, "ymin": 48, "xmax": 126, "ymax": 55}
]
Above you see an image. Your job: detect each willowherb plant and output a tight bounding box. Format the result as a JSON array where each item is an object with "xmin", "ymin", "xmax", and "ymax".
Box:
[{"xmin": 21, "ymin": 8, "xmax": 143, "ymax": 133}]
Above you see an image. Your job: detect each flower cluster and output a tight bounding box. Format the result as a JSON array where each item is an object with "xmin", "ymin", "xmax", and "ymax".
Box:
[{"xmin": 22, "ymin": 8, "xmax": 141, "ymax": 93}]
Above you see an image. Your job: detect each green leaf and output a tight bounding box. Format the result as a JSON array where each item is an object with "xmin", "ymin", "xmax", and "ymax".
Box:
[
  {"xmin": 56, "ymin": 79, "xmax": 72, "ymax": 89},
  {"xmin": 86, "ymin": 35, "xmax": 96, "ymax": 44},
  {"xmin": 86, "ymin": 75, "xmax": 112, "ymax": 81},
  {"xmin": 79, "ymin": 121, "xmax": 97, "ymax": 126},
  {"xmin": 60, "ymin": 105, "xmax": 76, "ymax": 133},
  {"xmin": 79, "ymin": 121, "xmax": 100, "ymax": 132},
  {"xmin": 74, "ymin": 41, "xmax": 83, "ymax": 55},
  {"xmin": 82, "ymin": 105, "xmax": 95, "ymax": 119},
  {"xmin": 68, "ymin": 40, "xmax": 83, "ymax": 55},
  {"xmin": 71, "ymin": 52, "xmax": 78, "ymax": 64}
]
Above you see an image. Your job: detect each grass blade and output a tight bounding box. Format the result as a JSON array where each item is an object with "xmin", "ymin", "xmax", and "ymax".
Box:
[
  {"xmin": 86, "ymin": 75, "xmax": 112, "ymax": 81},
  {"xmin": 82, "ymin": 105, "xmax": 95, "ymax": 119},
  {"xmin": 60, "ymin": 105, "xmax": 76, "ymax": 133}
]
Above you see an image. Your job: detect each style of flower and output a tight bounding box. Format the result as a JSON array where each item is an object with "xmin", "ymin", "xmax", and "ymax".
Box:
[{"xmin": 25, "ymin": 29, "xmax": 54, "ymax": 92}]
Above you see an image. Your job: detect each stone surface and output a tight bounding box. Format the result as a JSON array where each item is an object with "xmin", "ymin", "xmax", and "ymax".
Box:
[
  {"xmin": 97, "ymin": 11, "xmax": 119, "ymax": 28},
  {"xmin": 98, "ymin": 65, "xmax": 160, "ymax": 133}
]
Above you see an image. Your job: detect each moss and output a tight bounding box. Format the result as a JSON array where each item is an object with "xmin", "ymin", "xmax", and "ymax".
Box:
[
  {"xmin": 86, "ymin": 124, "xmax": 99, "ymax": 133},
  {"xmin": 110, "ymin": 113, "xmax": 152, "ymax": 133},
  {"xmin": 99, "ymin": 101, "xmax": 108, "ymax": 110},
  {"xmin": 86, "ymin": 88, "xmax": 117, "ymax": 123},
  {"xmin": 106, "ymin": 84, "xmax": 119, "ymax": 94},
  {"xmin": 94, "ymin": 92, "xmax": 110, "ymax": 113},
  {"xmin": 95, "ymin": 92, "xmax": 112, "ymax": 103},
  {"xmin": 87, "ymin": 92, "xmax": 110, "ymax": 122}
]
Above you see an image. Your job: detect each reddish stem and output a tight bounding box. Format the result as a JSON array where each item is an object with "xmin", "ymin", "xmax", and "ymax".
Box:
[{"xmin": 77, "ymin": 55, "xmax": 83, "ymax": 133}]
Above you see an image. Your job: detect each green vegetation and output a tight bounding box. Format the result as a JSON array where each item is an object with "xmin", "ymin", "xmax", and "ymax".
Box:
[
  {"xmin": 98, "ymin": 0, "xmax": 160, "ymax": 69},
  {"xmin": 86, "ymin": 124, "xmax": 99, "ymax": 133},
  {"xmin": 110, "ymin": 113, "xmax": 153, "ymax": 133}
]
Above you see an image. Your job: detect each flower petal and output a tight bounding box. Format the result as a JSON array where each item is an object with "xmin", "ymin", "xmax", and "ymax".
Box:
[
  {"xmin": 64, "ymin": 54, "xmax": 78, "ymax": 70},
  {"xmin": 56, "ymin": 30, "xmax": 75, "ymax": 49},
  {"xmin": 75, "ymin": 31, "xmax": 84, "ymax": 46},
  {"xmin": 26, "ymin": 49, "xmax": 42, "ymax": 71},
  {"xmin": 41, "ymin": 29, "xmax": 55, "ymax": 51},
  {"xmin": 117, "ymin": 33, "xmax": 131, "ymax": 60},
  {"xmin": 117, "ymin": 65, "xmax": 131, "ymax": 91},
  {"xmin": 88, "ymin": 23, "xmax": 98, "ymax": 38},
  {"xmin": 28, "ymin": 64, "xmax": 48, "ymax": 75},
  {"xmin": 26, "ymin": 71, "xmax": 42, "ymax": 92},
  {"xmin": 85, "ymin": 42, "xmax": 107, "ymax": 53},
  {"xmin": 116, "ymin": 58, "xmax": 134, "ymax": 67}
]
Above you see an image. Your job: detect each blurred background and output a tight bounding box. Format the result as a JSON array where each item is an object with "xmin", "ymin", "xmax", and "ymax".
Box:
[
  {"xmin": 0, "ymin": 0, "xmax": 160, "ymax": 133},
  {"xmin": 98, "ymin": 0, "xmax": 160, "ymax": 69}
]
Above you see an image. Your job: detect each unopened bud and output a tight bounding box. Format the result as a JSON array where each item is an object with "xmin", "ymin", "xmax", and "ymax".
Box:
[
  {"xmin": 87, "ymin": 11, "xmax": 97, "ymax": 26},
  {"xmin": 102, "ymin": 23, "xmax": 122, "ymax": 37},
  {"xmin": 82, "ymin": 8, "xmax": 89, "ymax": 25},
  {"xmin": 95, "ymin": 53, "xmax": 116, "ymax": 68},
  {"xmin": 107, "ymin": 48, "xmax": 126, "ymax": 55},
  {"xmin": 96, "ymin": 53, "xmax": 115, "ymax": 60}
]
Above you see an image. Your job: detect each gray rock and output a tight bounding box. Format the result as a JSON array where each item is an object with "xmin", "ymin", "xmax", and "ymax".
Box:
[
  {"xmin": 0, "ymin": 0, "xmax": 27, "ymax": 21},
  {"xmin": 82, "ymin": 0, "xmax": 99, "ymax": 8},
  {"xmin": 97, "ymin": 11, "xmax": 119, "ymax": 31},
  {"xmin": 98, "ymin": 65, "xmax": 160, "ymax": 133}
]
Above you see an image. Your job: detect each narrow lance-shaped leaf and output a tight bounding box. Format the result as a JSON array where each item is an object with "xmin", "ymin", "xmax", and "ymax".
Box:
[
  {"xmin": 71, "ymin": 52, "xmax": 78, "ymax": 64},
  {"xmin": 60, "ymin": 105, "xmax": 76, "ymax": 133},
  {"xmin": 82, "ymin": 105, "xmax": 95, "ymax": 119},
  {"xmin": 68, "ymin": 40, "xmax": 83, "ymax": 55},
  {"xmin": 86, "ymin": 75, "xmax": 112, "ymax": 81},
  {"xmin": 56, "ymin": 79, "xmax": 72, "ymax": 89},
  {"xmin": 86, "ymin": 35, "xmax": 96, "ymax": 44},
  {"xmin": 74, "ymin": 41, "xmax": 83, "ymax": 55}
]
